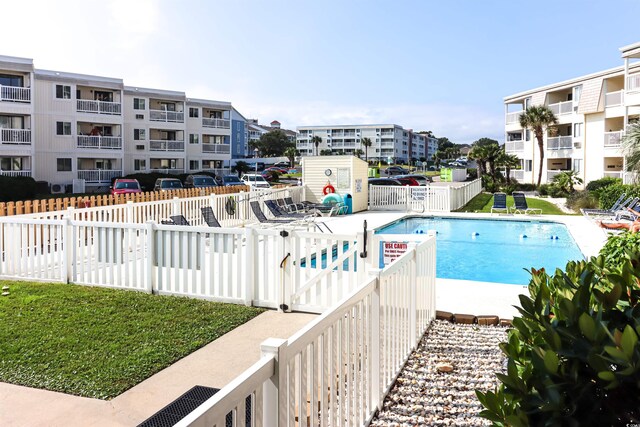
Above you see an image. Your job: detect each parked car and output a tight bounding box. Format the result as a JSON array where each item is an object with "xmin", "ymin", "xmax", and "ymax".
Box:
[
  {"xmin": 110, "ymin": 178, "xmax": 142, "ymax": 195},
  {"xmin": 396, "ymin": 174, "xmax": 433, "ymax": 186},
  {"xmin": 383, "ymin": 166, "xmax": 409, "ymax": 176},
  {"xmin": 222, "ymin": 175, "xmax": 244, "ymax": 186},
  {"xmin": 396, "ymin": 176, "xmax": 420, "ymax": 186},
  {"xmin": 263, "ymin": 166, "xmax": 289, "ymax": 174},
  {"xmin": 153, "ymin": 178, "xmax": 183, "ymax": 191},
  {"xmin": 273, "ymin": 161, "xmax": 290, "ymax": 168},
  {"xmin": 368, "ymin": 178, "xmax": 403, "ymax": 186},
  {"xmin": 241, "ymin": 173, "xmax": 271, "ymax": 188},
  {"xmin": 184, "ymin": 174, "xmax": 217, "ymax": 188}
]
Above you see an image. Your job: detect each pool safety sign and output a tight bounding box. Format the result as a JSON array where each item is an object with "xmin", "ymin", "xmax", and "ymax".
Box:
[{"xmin": 382, "ymin": 241, "xmax": 408, "ymax": 265}]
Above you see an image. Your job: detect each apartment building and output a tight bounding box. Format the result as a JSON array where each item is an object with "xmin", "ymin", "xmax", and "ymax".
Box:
[
  {"xmin": 296, "ymin": 124, "xmax": 438, "ymax": 164},
  {"xmin": 504, "ymin": 41, "xmax": 640, "ymax": 186},
  {"xmin": 248, "ymin": 119, "xmax": 297, "ymax": 146},
  {"xmin": 230, "ymin": 108, "xmax": 248, "ymax": 159},
  {"xmin": 0, "ymin": 54, "xmax": 233, "ymax": 191}
]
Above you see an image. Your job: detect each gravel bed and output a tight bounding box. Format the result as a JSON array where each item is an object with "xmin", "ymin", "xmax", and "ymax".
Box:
[{"xmin": 370, "ymin": 320, "xmax": 508, "ymax": 426}]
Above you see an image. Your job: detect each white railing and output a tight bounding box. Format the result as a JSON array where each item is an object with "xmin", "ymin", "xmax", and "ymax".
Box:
[
  {"xmin": 0, "ymin": 128, "xmax": 30, "ymax": 144},
  {"xmin": 202, "ymin": 144, "xmax": 230, "ymax": 154},
  {"xmin": 178, "ymin": 237, "xmax": 436, "ymax": 427},
  {"xmin": 202, "ymin": 118, "xmax": 230, "ymax": 129},
  {"xmin": 628, "ymin": 73, "xmax": 640, "ymax": 92},
  {"xmin": 547, "ymin": 135, "xmax": 573, "ymax": 150},
  {"xmin": 604, "ymin": 131, "xmax": 624, "ymax": 148},
  {"xmin": 77, "ymin": 170, "xmax": 122, "ymax": 183},
  {"xmin": 150, "ymin": 140, "xmax": 185, "ymax": 151},
  {"xmin": 548, "ymin": 100, "xmax": 574, "ymax": 116},
  {"xmin": 150, "ymin": 110, "xmax": 184, "ymax": 123},
  {"xmin": 603, "ymin": 171, "xmax": 623, "ymax": 179},
  {"xmin": 512, "ymin": 170, "xmax": 524, "ymax": 180},
  {"xmin": 505, "ymin": 140, "xmax": 524, "ymax": 152},
  {"xmin": 149, "ymin": 168, "xmax": 185, "ymax": 175},
  {"xmin": 505, "ymin": 111, "xmax": 522, "ymax": 125},
  {"xmin": 0, "ymin": 85, "xmax": 30, "ymax": 102},
  {"xmin": 76, "ymin": 99, "xmax": 121, "ymax": 115},
  {"xmin": 605, "ymin": 90, "xmax": 624, "ymax": 107},
  {"xmin": 369, "ymin": 179, "xmax": 481, "ymax": 212},
  {"xmin": 547, "ymin": 169, "xmax": 568, "ymax": 180},
  {"xmin": 77, "ymin": 136, "xmax": 122, "ymax": 150},
  {"xmin": 0, "ymin": 170, "xmax": 31, "ymax": 177}
]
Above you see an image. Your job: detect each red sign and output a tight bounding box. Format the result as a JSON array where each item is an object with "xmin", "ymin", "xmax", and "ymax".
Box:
[{"xmin": 382, "ymin": 241, "xmax": 408, "ymax": 265}]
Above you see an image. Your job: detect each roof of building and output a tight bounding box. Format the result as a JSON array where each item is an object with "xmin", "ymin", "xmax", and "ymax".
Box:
[
  {"xmin": 36, "ymin": 69, "xmax": 124, "ymax": 89},
  {"xmin": 620, "ymin": 41, "xmax": 640, "ymax": 58}
]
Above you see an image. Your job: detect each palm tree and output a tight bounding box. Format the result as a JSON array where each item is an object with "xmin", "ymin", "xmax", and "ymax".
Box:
[
  {"xmin": 468, "ymin": 145, "xmax": 488, "ymax": 178},
  {"xmin": 622, "ymin": 123, "xmax": 640, "ymax": 183},
  {"xmin": 361, "ymin": 137, "xmax": 373, "ymax": 163},
  {"xmin": 283, "ymin": 146, "xmax": 298, "ymax": 168},
  {"xmin": 354, "ymin": 149, "xmax": 364, "ymax": 159},
  {"xmin": 552, "ymin": 170, "xmax": 583, "ymax": 194},
  {"xmin": 519, "ymin": 106, "xmax": 558, "ymax": 188},
  {"xmin": 311, "ymin": 136, "xmax": 322, "ymax": 156},
  {"xmin": 232, "ymin": 161, "xmax": 250, "ymax": 178},
  {"xmin": 499, "ymin": 152, "xmax": 521, "ymax": 183},
  {"xmin": 484, "ymin": 143, "xmax": 503, "ymax": 182}
]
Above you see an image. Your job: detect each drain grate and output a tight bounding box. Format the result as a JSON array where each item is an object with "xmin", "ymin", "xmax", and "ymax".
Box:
[{"xmin": 137, "ymin": 385, "xmax": 252, "ymax": 427}]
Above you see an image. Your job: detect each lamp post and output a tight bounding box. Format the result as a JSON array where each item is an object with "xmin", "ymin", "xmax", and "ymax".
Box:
[{"xmin": 253, "ymin": 147, "xmax": 259, "ymax": 175}]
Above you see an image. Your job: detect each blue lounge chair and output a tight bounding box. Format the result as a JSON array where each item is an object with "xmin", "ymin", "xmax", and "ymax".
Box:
[
  {"xmin": 581, "ymin": 193, "xmax": 628, "ymax": 217},
  {"xmin": 490, "ymin": 192, "xmax": 508, "ymax": 214},
  {"xmin": 169, "ymin": 215, "xmax": 191, "ymax": 225},
  {"xmin": 200, "ymin": 206, "xmax": 221, "ymax": 227},
  {"xmin": 510, "ymin": 192, "xmax": 542, "ymax": 215},
  {"xmin": 249, "ymin": 201, "xmax": 292, "ymax": 224},
  {"xmin": 264, "ymin": 199, "xmax": 311, "ymax": 219}
]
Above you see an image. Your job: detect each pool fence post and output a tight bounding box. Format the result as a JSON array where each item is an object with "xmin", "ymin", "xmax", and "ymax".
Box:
[
  {"xmin": 171, "ymin": 196, "xmax": 180, "ymax": 217},
  {"xmin": 145, "ymin": 220, "xmax": 156, "ymax": 294},
  {"xmin": 407, "ymin": 242, "xmax": 418, "ymax": 344},
  {"xmin": 261, "ymin": 338, "xmax": 288, "ymax": 426},
  {"xmin": 125, "ymin": 200, "xmax": 134, "ymax": 223},
  {"xmin": 63, "ymin": 208, "xmax": 75, "ymax": 283},
  {"xmin": 244, "ymin": 227, "xmax": 256, "ymax": 306},
  {"xmin": 370, "ymin": 272, "xmax": 382, "ymax": 410}
]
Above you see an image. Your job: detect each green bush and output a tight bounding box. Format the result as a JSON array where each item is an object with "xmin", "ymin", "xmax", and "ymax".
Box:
[
  {"xmin": 538, "ymin": 183, "xmax": 551, "ymax": 196},
  {"xmin": 0, "ymin": 176, "xmax": 38, "ymax": 202},
  {"xmin": 599, "ymin": 231, "xmax": 640, "ymax": 268},
  {"xmin": 477, "ymin": 255, "xmax": 640, "ymax": 426},
  {"xmin": 467, "ymin": 168, "xmax": 478, "ymax": 180},
  {"xmin": 566, "ymin": 190, "xmax": 598, "ymax": 211},
  {"xmin": 586, "ymin": 176, "xmax": 622, "ymax": 193},
  {"xmin": 599, "ymin": 184, "xmax": 640, "ymax": 210},
  {"xmin": 516, "ymin": 183, "xmax": 538, "ymax": 192}
]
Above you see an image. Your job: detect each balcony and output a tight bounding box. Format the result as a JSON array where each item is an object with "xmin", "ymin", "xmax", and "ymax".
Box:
[
  {"xmin": 76, "ymin": 99, "xmax": 122, "ymax": 115},
  {"xmin": 605, "ymin": 90, "xmax": 624, "ymax": 107},
  {"xmin": 202, "ymin": 118, "xmax": 230, "ymax": 129},
  {"xmin": 547, "ymin": 136, "xmax": 572, "ymax": 150},
  {"xmin": 0, "ymin": 85, "xmax": 30, "ymax": 103},
  {"xmin": 202, "ymin": 144, "xmax": 230, "ymax": 154},
  {"xmin": 547, "ymin": 169, "xmax": 570, "ymax": 180},
  {"xmin": 505, "ymin": 140, "xmax": 524, "ymax": 152},
  {"xmin": 628, "ymin": 73, "xmax": 640, "ymax": 92},
  {"xmin": 0, "ymin": 129, "xmax": 31, "ymax": 144},
  {"xmin": 548, "ymin": 100, "xmax": 574, "ymax": 116},
  {"xmin": 0, "ymin": 169, "xmax": 31, "ymax": 177},
  {"xmin": 604, "ymin": 131, "xmax": 624, "ymax": 148},
  {"xmin": 603, "ymin": 171, "xmax": 623, "ymax": 179},
  {"xmin": 77, "ymin": 169, "xmax": 122, "ymax": 183},
  {"xmin": 149, "ymin": 168, "xmax": 184, "ymax": 175},
  {"xmin": 505, "ymin": 111, "xmax": 523, "ymax": 125},
  {"xmin": 77, "ymin": 136, "xmax": 122, "ymax": 150},
  {"xmin": 149, "ymin": 140, "xmax": 185, "ymax": 151},
  {"xmin": 150, "ymin": 110, "xmax": 184, "ymax": 123}
]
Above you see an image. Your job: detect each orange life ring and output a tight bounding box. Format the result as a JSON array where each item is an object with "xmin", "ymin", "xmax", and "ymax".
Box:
[{"xmin": 322, "ymin": 183, "xmax": 336, "ymax": 195}]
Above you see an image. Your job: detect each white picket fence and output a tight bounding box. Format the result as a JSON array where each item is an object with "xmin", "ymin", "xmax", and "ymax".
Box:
[
  {"xmin": 178, "ymin": 237, "xmax": 437, "ymax": 427},
  {"xmin": 369, "ymin": 179, "xmax": 482, "ymax": 212}
]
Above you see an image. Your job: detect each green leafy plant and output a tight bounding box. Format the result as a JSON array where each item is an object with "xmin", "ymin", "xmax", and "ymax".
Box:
[
  {"xmin": 599, "ymin": 231, "xmax": 640, "ymax": 269},
  {"xmin": 477, "ymin": 255, "xmax": 640, "ymax": 426},
  {"xmin": 566, "ymin": 190, "xmax": 598, "ymax": 211},
  {"xmin": 585, "ymin": 176, "xmax": 622, "ymax": 193},
  {"xmin": 599, "ymin": 184, "xmax": 640, "ymax": 210}
]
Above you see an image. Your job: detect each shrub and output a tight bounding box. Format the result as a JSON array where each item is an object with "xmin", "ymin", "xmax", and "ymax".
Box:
[
  {"xmin": 546, "ymin": 184, "xmax": 567, "ymax": 198},
  {"xmin": 599, "ymin": 184, "xmax": 640, "ymax": 210},
  {"xmin": 516, "ymin": 183, "xmax": 537, "ymax": 192},
  {"xmin": 599, "ymin": 231, "xmax": 640, "ymax": 268},
  {"xmin": 566, "ymin": 190, "xmax": 598, "ymax": 212},
  {"xmin": 477, "ymin": 255, "xmax": 640, "ymax": 425},
  {"xmin": 0, "ymin": 176, "xmax": 38, "ymax": 202},
  {"xmin": 586, "ymin": 176, "xmax": 622, "ymax": 193},
  {"xmin": 538, "ymin": 183, "xmax": 551, "ymax": 196},
  {"xmin": 467, "ymin": 168, "xmax": 478, "ymax": 180}
]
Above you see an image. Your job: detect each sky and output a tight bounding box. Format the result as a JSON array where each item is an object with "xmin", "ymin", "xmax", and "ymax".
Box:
[{"xmin": 2, "ymin": 0, "xmax": 639, "ymax": 144}]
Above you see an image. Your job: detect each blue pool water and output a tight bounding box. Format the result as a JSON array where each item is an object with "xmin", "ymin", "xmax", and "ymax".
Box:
[{"xmin": 376, "ymin": 217, "xmax": 584, "ymax": 285}]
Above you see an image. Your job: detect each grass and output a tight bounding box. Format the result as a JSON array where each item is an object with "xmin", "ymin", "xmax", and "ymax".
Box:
[
  {"xmin": 456, "ymin": 192, "xmax": 567, "ymax": 215},
  {"xmin": 0, "ymin": 281, "xmax": 265, "ymax": 399}
]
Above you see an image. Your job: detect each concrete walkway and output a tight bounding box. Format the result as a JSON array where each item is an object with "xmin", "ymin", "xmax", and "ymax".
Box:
[{"xmin": 0, "ymin": 310, "xmax": 316, "ymax": 427}]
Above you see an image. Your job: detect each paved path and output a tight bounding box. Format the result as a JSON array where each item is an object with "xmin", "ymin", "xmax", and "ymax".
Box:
[{"xmin": 0, "ymin": 310, "xmax": 316, "ymax": 427}]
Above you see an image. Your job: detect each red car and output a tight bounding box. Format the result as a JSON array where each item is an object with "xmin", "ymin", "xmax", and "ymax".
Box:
[
  {"xmin": 111, "ymin": 178, "xmax": 142, "ymax": 195},
  {"xmin": 396, "ymin": 176, "xmax": 420, "ymax": 186}
]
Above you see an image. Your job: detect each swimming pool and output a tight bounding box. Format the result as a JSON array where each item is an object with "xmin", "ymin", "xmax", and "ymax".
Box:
[{"xmin": 376, "ymin": 217, "xmax": 584, "ymax": 285}]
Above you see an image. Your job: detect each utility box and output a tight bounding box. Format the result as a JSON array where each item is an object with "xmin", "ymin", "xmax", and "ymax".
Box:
[
  {"xmin": 440, "ymin": 168, "xmax": 467, "ymax": 182},
  {"xmin": 301, "ymin": 155, "xmax": 369, "ymax": 213},
  {"xmin": 368, "ymin": 167, "xmax": 380, "ymax": 178}
]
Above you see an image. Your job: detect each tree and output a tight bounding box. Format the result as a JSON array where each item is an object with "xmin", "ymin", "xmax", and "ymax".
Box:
[
  {"xmin": 499, "ymin": 152, "xmax": 521, "ymax": 183},
  {"xmin": 437, "ymin": 137, "xmax": 454, "ymax": 151},
  {"xmin": 468, "ymin": 145, "xmax": 488, "ymax": 178},
  {"xmin": 283, "ymin": 146, "xmax": 298, "ymax": 168},
  {"xmin": 622, "ymin": 122, "xmax": 640, "ymax": 183},
  {"xmin": 361, "ymin": 137, "xmax": 373, "ymax": 163},
  {"xmin": 552, "ymin": 170, "xmax": 583, "ymax": 194},
  {"xmin": 354, "ymin": 149, "xmax": 364, "ymax": 159},
  {"xmin": 311, "ymin": 136, "xmax": 322, "ymax": 156},
  {"xmin": 519, "ymin": 106, "xmax": 558, "ymax": 188},
  {"xmin": 320, "ymin": 149, "xmax": 332, "ymax": 156},
  {"xmin": 232, "ymin": 161, "xmax": 250, "ymax": 178},
  {"xmin": 253, "ymin": 130, "xmax": 294, "ymax": 157}
]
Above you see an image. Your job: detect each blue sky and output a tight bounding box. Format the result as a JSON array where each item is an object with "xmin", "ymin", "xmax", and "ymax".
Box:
[{"xmin": 2, "ymin": 0, "xmax": 639, "ymax": 143}]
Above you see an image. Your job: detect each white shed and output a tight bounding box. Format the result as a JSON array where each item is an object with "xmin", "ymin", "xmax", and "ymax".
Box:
[{"xmin": 301, "ymin": 155, "xmax": 369, "ymax": 213}]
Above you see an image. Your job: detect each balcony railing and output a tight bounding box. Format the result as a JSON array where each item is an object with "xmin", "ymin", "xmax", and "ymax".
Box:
[
  {"xmin": 0, "ymin": 128, "xmax": 31, "ymax": 144},
  {"xmin": 547, "ymin": 136, "xmax": 573, "ymax": 150},
  {"xmin": 603, "ymin": 171, "xmax": 623, "ymax": 179},
  {"xmin": 605, "ymin": 90, "xmax": 624, "ymax": 107},
  {"xmin": 77, "ymin": 136, "xmax": 122, "ymax": 150},
  {"xmin": 202, "ymin": 144, "xmax": 230, "ymax": 154},
  {"xmin": 77, "ymin": 169, "xmax": 122, "ymax": 183},
  {"xmin": 149, "ymin": 168, "xmax": 184, "ymax": 175},
  {"xmin": 505, "ymin": 140, "xmax": 524, "ymax": 152},
  {"xmin": 547, "ymin": 169, "xmax": 570, "ymax": 180},
  {"xmin": 76, "ymin": 99, "xmax": 122, "ymax": 115},
  {"xmin": 548, "ymin": 100, "xmax": 574, "ymax": 116},
  {"xmin": 297, "ymin": 142, "xmax": 309, "ymax": 148},
  {"xmin": 505, "ymin": 111, "xmax": 522, "ymax": 124},
  {"xmin": 604, "ymin": 131, "xmax": 624, "ymax": 148},
  {"xmin": 149, "ymin": 140, "xmax": 185, "ymax": 151},
  {"xmin": 150, "ymin": 110, "xmax": 184, "ymax": 123},
  {"xmin": 0, "ymin": 85, "xmax": 30, "ymax": 103},
  {"xmin": 628, "ymin": 73, "xmax": 640, "ymax": 92},
  {"xmin": 202, "ymin": 118, "xmax": 230, "ymax": 129},
  {"xmin": 0, "ymin": 170, "xmax": 31, "ymax": 177}
]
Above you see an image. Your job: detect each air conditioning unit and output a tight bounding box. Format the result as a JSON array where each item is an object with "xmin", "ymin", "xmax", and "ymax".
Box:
[
  {"xmin": 136, "ymin": 114, "xmax": 144, "ymax": 119},
  {"xmin": 136, "ymin": 145, "xmax": 144, "ymax": 150},
  {"xmin": 51, "ymin": 183, "xmax": 66, "ymax": 194},
  {"xmin": 573, "ymin": 142, "xmax": 582, "ymax": 149}
]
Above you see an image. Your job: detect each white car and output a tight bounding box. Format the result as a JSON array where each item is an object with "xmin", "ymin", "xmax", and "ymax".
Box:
[{"xmin": 241, "ymin": 173, "xmax": 271, "ymax": 188}]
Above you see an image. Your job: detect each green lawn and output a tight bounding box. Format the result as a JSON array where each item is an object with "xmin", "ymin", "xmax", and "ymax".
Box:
[
  {"xmin": 456, "ymin": 192, "xmax": 568, "ymax": 215},
  {"xmin": 0, "ymin": 281, "xmax": 265, "ymax": 399}
]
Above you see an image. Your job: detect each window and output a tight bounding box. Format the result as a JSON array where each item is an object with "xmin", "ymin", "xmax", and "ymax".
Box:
[
  {"xmin": 573, "ymin": 159, "xmax": 582, "ymax": 173},
  {"xmin": 133, "ymin": 98, "xmax": 146, "ymax": 110},
  {"xmin": 525, "ymin": 130, "xmax": 531, "ymax": 141},
  {"xmin": 134, "ymin": 159, "xmax": 146, "ymax": 171},
  {"xmin": 160, "ymin": 102, "xmax": 176, "ymax": 112},
  {"xmin": 94, "ymin": 91, "xmax": 113, "ymax": 102},
  {"xmin": 134, "ymin": 129, "xmax": 146, "ymax": 140},
  {"xmin": 189, "ymin": 160, "xmax": 199, "ymax": 170},
  {"xmin": 0, "ymin": 115, "xmax": 24, "ymax": 129},
  {"xmin": 525, "ymin": 160, "xmax": 533, "ymax": 172},
  {"xmin": 1, "ymin": 157, "xmax": 22, "ymax": 170},
  {"xmin": 573, "ymin": 85, "xmax": 582, "ymax": 103},
  {"xmin": 56, "ymin": 122, "xmax": 71, "ymax": 136},
  {"xmin": 55, "ymin": 85, "xmax": 71, "ymax": 99},
  {"xmin": 0, "ymin": 74, "xmax": 23, "ymax": 87},
  {"xmin": 57, "ymin": 158, "xmax": 72, "ymax": 171},
  {"xmin": 189, "ymin": 107, "xmax": 199, "ymax": 118},
  {"xmin": 189, "ymin": 133, "xmax": 199, "ymax": 144},
  {"xmin": 574, "ymin": 123, "xmax": 583, "ymax": 138},
  {"xmin": 524, "ymin": 97, "xmax": 531, "ymax": 109}
]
